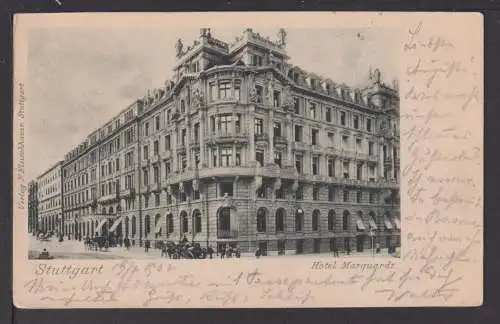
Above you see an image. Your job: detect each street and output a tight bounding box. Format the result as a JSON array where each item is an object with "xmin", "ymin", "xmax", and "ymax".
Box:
[{"xmin": 28, "ymin": 234, "xmax": 400, "ymax": 260}]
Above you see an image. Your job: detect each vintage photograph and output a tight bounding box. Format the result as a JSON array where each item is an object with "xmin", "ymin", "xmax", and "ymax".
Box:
[{"xmin": 26, "ymin": 26, "xmax": 400, "ymax": 261}]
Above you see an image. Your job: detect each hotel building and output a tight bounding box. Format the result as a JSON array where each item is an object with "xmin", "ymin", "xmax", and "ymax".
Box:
[{"xmin": 56, "ymin": 28, "xmax": 400, "ymax": 255}]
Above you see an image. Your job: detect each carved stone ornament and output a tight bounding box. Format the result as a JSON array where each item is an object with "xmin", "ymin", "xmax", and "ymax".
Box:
[
  {"xmin": 274, "ymin": 178, "xmax": 282, "ymax": 191},
  {"xmin": 249, "ymin": 87, "xmax": 258, "ymax": 103},
  {"xmin": 192, "ymin": 179, "xmax": 199, "ymax": 192},
  {"xmin": 254, "ymin": 176, "xmax": 263, "ymax": 191},
  {"xmin": 191, "ymin": 88, "xmax": 204, "ymax": 108},
  {"xmin": 281, "ymin": 86, "xmax": 294, "ymax": 111},
  {"xmin": 179, "ymin": 181, "xmax": 185, "ymax": 193},
  {"xmin": 291, "ymin": 180, "xmax": 299, "ymax": 192},
  {"xmin": 175, "ymin": 39, "xmax": 183, "ymax": 58}
]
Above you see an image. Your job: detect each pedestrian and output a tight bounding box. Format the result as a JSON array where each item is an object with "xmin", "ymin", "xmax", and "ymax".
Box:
[
  {"xmin": 255, "ymin": 247, "xmax": 261, "ymax": 259},
  {"xmin": 220, "ymin": 246, "xmax": 225, "ymax": 259},
  {"xmin": 376, "ymin": 242, "xmax": 381, "ymax": 254},
  {"xmin": 207, "ymin": 245, "xmax": 214, "ymax": 259},
  {"xmin": 144, "ymin": 239, "xmax": 150, "ymax": 253},
  {"xmin": 124, "ymin": 237, "xmax": 130, "ymax": 251},
  {"xmin": 235, "ymin": 246, "xmax": 241, "ymax": 258}
]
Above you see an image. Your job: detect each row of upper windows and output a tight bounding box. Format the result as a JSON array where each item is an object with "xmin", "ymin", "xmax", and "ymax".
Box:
[
  {"xmin": 38, "ymin": 169, "xmax": 61, "ymax": 187},
  {"xmin": 38, "ymin": 197, "xmax": 60, "ymax": 211}
]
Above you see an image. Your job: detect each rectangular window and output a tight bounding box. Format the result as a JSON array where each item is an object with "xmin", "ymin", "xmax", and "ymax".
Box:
[
  {"xmin": 353, "ymin": 115, "xmax": 359, "ymax": 129},
  {"xmin": 235, "ymin": 149, "xmax": 241, "ymax": 166},
  {"xmin": 357, "ymin": 163, "xmax": 363, "ymax": 180},
  {"xmin": 328, "ymin": 187, "xmax": 335, "ymax": 201},
  {"xmin": 274, "ymin": 151, "xmax": 282, "ymax": 167},
  {"xmin": 256, "ymin": 151, "xmax": 264, "ymax": 167},
  {"xmin": 210, "ymin": 83, "xmax": 216, "ymax": 101},
  {"xmin": 218, "ymin": 82, "xmax": 231, "ymax": 99},
  {"xmin": 220, "ymin": 182, "xmax": 233, "ymax": 197},
  {"xmin": 356, "ymin": 138, "xmax": 362, "ymax": 153},
  {"xmin": 326, "ymin": 107, "xmax": 332, "ymax": 122},
  {"xmin": 153, "ymin": 166, "xmax": 159, "ymax": 184},
  {"xmin": 369, "ymin": 192, "xmax": 377, "ymax": 204},
  {"xmin": 115, "ymin": 158, "xmax": 120, "ymax": 171},
  {"xmin": 343, "ymin": 190, "xmax": 350, "ymax": 202},
  {"xmin": 255, "ymin": 85, "xmax": 263, "ymax": 103},
  {"xmin": 311, "ymin": 129, "xmax": 319, "ymax": 145},
  {"xmin": 295, "ymin": 155, "xmax": 303, "ymax": 173},
  {"xmin": 369, "ymin": 166, "xmax": 376, "ymax": 182},
  {"xmin": 221, "ymin": 148, "xmax": 232, "ymax": 167},
  {"xmin": 313, "ymin": 187, "xmax": 320, "ymax": 201},
  {"xmin": 343, "ymin": 161, "xmax": 350, "ymax": 179},
  {"xmin": 367, "ymin": 119, "xmax": 372, "ymax": 132},
  {"xmin": 342, "ymin": 135, "xmax": 349, "ymax": 150},
  {"xmin": 257, "ymin": 185, "xmax": 266, "ymax": 198},
  {"xmin": 309, "ymin": 102, "xmax": 317, "ymax": 119},
  {"xmin": 220, "ymin": 114, "xmax": 233, "ymax": 134},
  {"xmin": 328, "ymin": 158, "xmax": 335, "ymax": 177},
  {"xmin": 165, "ymin": 162, "xmax": 171, "ymax": 176},
  {"xmin": 143, "ymin": 145, "xmax": 149, "ymax": 159},
  {"xmin": 181, "ymin": 129, "xmax": 187, "ymax": 146},
  {"xmin": 312, "ymin": 156, "xmax": 319, "ymax": 175},
  {"xmin": 273, "ymin": 122, "xmax": 282, "ymax": 138},
  {"xmin": 144, "ymin": 122, "xmax": 149, "ymax": 136},
  {"xmin": 254, "ymin": 118, "xmax": 263, "ymax": 135},
  {"xmin": 234, "ymin": 81, "xmax": 241, "ymax": 101},
  {"xmin": 143, "ymin": 170, "xmax": 149, "ymax": 186},
  {"xmin": 155, "ymin": 115, "xmax": 160, "ymax": 131},
  {"xmin": 273, "ymin": 90, "xmax": 281, "ymax": 108},
  {"xmin": 294, "ymin": 125, "xmax": 303, "ymax": 142},
  {"xmin": 295, "ymin": 187, "xmax": 303, "ymax": 200},
  {"xmin": 154, "ymin": 140, "xmax": 159, "ymax": 155},
  {"xmin": 165, "ymin": 135, "xmax": 171, "ymax": 150},
  {"xmin": 275, "ymin": 187, "xmax": 285, "ymax": 199},
  {"xmin": 155, "ymin": 193, "xmax": 160, "ymax": 206},
  {"xmin": 340, "ymin": 111, "xmax": 346, "ymax": 126},
  {"xmin": 369, "ymin": 142, "xmax": 374, "ymax": 156},
  {"xmin": 357, "ymin": 191, "xmax": 362, "ymax": 203},
  {"xmin": 294, "ymin": 97, "xmax": 300, "ymax": 114}
]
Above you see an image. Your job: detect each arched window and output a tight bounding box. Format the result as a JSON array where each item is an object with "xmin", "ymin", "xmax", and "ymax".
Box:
[
  {"xmin": 218, "ymin": 207, "xmax": 231, "ymax": 233},
  {"xmin": 154, "ymin": 214, "xmax": 161, "ymax": 227},
  {"xmin": 144, "ymin": 215, "xmax": 151, "ymax": 236},
  {"xmin": 131, "ymin": 216, "xmax": 136, "ymax": 237},
  {"xmin": 109, "ymin": 206, "xmax": 114, "ymax": 214},
  {"xmin": 257, "ymin": 207, "xmax": 267, "ymax": 232},
  {"xmin": 328, "ymin": 210, "xmax": 335, "ymax": 231},
  {"xmin": 166, "ymin": 213, "xmax": 173, "ymax": 234},
  {"xmin": 342, "ymin": 210, "xmax": 350, "ymax": 231},
  {"xmin": 312, "ymin": 209, "xmax": 320, "ymax": 232},
  {"xmin": 275, "ymin": 208, "xmax": 285, "ymax": 233},
  {"xmin": 295, "ymin": 208, "xmax": 304, "ymax": 232},
  {"xmin": 193, "ymin": 210, "xmax": 202, "ymax": 233},
  {"xmin": 124, "ymin": 217, "xmax": 129, "ymax": 237},
  {"xmin": 180, "ymin": 211, "xmax": 188, "ymax": 233},
  {"xmin": 102, "ymin": 208, "xmax": 107, "ymax": 214}
]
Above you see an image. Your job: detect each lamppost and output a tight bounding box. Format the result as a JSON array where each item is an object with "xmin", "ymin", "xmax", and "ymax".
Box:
[{"xmin": 369, "ymin": 225, "xmax": 375, "ymax": 257}]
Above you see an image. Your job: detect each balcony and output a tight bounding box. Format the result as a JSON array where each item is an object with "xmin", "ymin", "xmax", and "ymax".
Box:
[
  {"xmin": 162, "ymin": 172, "xmax": 180, "ymax": 187},
  {"xmin": 380, "ymin": 179, "xmax": 399, "ymax": 189},
  {"xmin": 273, "ymin": 136, "xmax": 288, "ymax": 146},
  {"xmin": 178, "ymin": 168, "xmax": 199, "ymax": 183},
  {"xmin": 217, "ymin": 229, "xmax": 239, "ymax": 239},
  {"xmin": 97, "ymin": 193, "xmax": 119, "ymax": 204},
  {"xmin": 254, "ymin": 133, "xmax": 268, "ymax": 143},
  {"xmin": 384, "ymin": 157, "xmax": 393, "ymax": 165},
  {"xmin": 292, "ymin": 141, "xmax": 307, "ymax": 151},
  {"xmin": 207, "ymin": 132, "xmax": 248, "ymax": 145},
  {"xmin": 119, "ymin": 188, "xmax": 135, "ymax": 198},
  {"xmin": 152, "ymin": 181, "xmax": 162, "ymax": 192},
  {"xmin": 368, "ymin": 154, "xmax": 378, "ymax": 163},
  {"xmin": 141, "ymin": 184, "xmax": 151, "ymax": 193},
  {"xmin": 198, "ymin": 166, "xmax": 254, "ymax": 179},
  {"xmin": 177, "ymin": 144, "xmax": 187, "ymax": 154},
  {"xmin": 151, "ymin": 154, "xmax": 161, "ymax": 165},
  {"xmin": 161, "ymin": 150, "xmax": 172, "ymax": 160}
]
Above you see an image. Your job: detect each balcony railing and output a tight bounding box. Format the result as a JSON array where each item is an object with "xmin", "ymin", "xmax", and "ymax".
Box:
[
  {"xmin": 119, "ymin": 188, "xmax": 135, "ymax": 198},
  {"xmin": 151, "ymin": 154, "xmax": 161, "ymax": 164},
  {"xmin": 273, "ymin": 136, "xmax": 288, "ymax": 146},
  {"xmin": 384, "ymin": 157, "xmax": 393, "ymax": 165},
  {"xmin": 207, "ymin": 132, "xmax": 248, "ymax": 144},
  {"xmin": 254, "ymin": 133, "xmax": 268, "ymax": 142},
  {"xmin": 217, "ymin": 229, "xmax": 239, "ymax": 239}
]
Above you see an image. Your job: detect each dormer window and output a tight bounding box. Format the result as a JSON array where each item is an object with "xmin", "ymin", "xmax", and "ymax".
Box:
[{"xmin": 310, "ymin": 79, "xmax": 316, "ymax": 89}]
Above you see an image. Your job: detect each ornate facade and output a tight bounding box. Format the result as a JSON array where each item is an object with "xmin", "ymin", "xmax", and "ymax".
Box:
[
  {"xmin": 53, "ymin": 28, "xmax": 400, "ymax": 255},
  {"xmin": 28, "ymin": 180, "xmax": 38, "ymax": 234}
]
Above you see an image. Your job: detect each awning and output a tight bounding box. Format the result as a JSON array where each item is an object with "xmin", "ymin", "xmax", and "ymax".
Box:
[
  {"xmin": 368, "ymin": 218, "xmax": 378, "ymax": 230},
  {"xmin": 109, "ymin": 217, "xmax": 123, "ymax": 233},
  {"xmin": 356, "ymin": 217, "xmax": 366, "ymax": 231},
  {"xmin": 393, "ymin": 217, "xmax": 401, "ymax": 229},
  {"xmin": 384, "ymin": 218, "xmax": 393, "ymax": 230},
  {"xmin": 96, "ymin": 218, "xmax": 108, "ymax": 233}
]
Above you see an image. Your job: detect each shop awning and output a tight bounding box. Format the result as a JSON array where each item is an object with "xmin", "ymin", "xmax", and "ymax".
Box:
[
  {"xmin": 384, "ymin": 218, "xmax": 393, "ymax": 230},
  {"xmin": 356, "ymin": 217, "xmax": 366, "ymax": 231},
  {"xmin": 109, "ymin": 217, "xmax": 123, "ymax": 233},
  {"xmin": 96, "ymin": 218, "xmax": 108, "ymax": 233},
  {"xmin": 393, "ymin": 217, "xmax": 401, "ymax": 229},
  {"xmin": 368, "ymin": 218, "xmax": 378, "ymax": 230}
]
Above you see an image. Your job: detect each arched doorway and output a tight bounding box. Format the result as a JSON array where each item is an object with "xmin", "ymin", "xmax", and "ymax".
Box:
[
  {"xmin": 166, "ymin": 213, "xmax": 173, "ymax": 235},
  {"xmin": 256, "ymin": 207, "xmax": 267, "ymax": 232},
  {"xmin": 312, "ymin": 209, "xmax": 320, "ymax": 232},
  {"xmin": 144, "ymin": 215, "xmax": 151, "ymax": 239},
  {"xmin": 295, "ymin": 208, "xmax": 304, "ymax": 232},
  {"xmin": 342, "ymin": 210, "xmax": 350, "ymax": 231},
  {"xmin": 328, "ymin": 210, "xmax": 335, "ymax": 231},
  {"xmin": 124, "ymin": 216, "xmax": 129, "ymax": 238},
  {"xmin": 275, "ymin": 208, "xmax": 286, "ymax": 233},
  {"xmin": 192, "ymin": 210, "xmax": 202, "ymax": 234},
  {"xmin": 131, "ymin": 215, "xmax": 137, "ymax": 238},
  {"xmin": 180, "ymin": 211, "xmax": 188, "ymax": 234},
  {"xmin": 217, "ymin": 207, "xmax": 232, "ymax": 238}
]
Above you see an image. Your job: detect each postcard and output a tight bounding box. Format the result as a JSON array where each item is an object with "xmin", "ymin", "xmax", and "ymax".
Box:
[{"xmin": 12, "ymin": 12, "xmax": 483, "ymax": 308}]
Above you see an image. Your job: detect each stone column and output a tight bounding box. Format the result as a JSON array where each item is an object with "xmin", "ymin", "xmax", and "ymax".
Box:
[
  {"xmin": 249, "ymin": 105, "xmax": 256, "ymax": 161},
  {"xmin": 379, "ymin": 141, "xmax": 384, "ymax": 179},
  {"xmin": 186, "ymin": 119, "xmax": 192, "ymax": 169},
  {"xmin": 172, "ymin": 126, "xmax": 178, "ymax": 172}
]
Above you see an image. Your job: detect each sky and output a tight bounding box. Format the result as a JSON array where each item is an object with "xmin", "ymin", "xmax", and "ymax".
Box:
[{"xmin": 25, "ymin": 26, "xmax": 398, "ymax": 181}]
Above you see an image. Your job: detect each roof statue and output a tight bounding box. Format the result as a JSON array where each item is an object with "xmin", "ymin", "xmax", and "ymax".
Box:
[
  {"xmin": 373, "ymin": 68, "xmax": 381, "ymax": 84},
  {"xmin": 278, "ymin": 28, "xmax": 287, "ymax": 46},
  {"xmin": 175, "ymin": 38, "xmax": 183, "ymax": 58}
]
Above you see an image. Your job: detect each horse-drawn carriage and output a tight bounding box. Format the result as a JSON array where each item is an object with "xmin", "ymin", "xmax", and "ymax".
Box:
[
  {"xmin": 84, "ymin": 236, "xmax": 110, "ymax": 251},
  {"xmin": 160, "ymin": 241, "xmax": 209, "ymax": 259}
]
